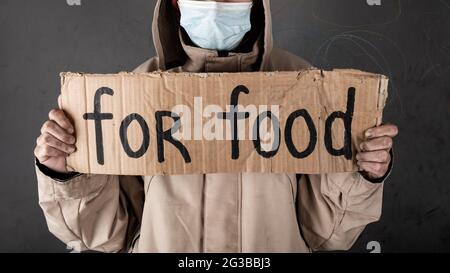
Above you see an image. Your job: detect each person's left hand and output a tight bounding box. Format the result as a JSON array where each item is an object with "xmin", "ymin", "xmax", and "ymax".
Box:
[{"xmin": 356, "ymin": 124, "xmax": 399, "ymax": 180}]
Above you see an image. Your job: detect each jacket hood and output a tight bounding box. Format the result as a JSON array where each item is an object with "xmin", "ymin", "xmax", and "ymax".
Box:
[{"xmin": 151, "ymin": 0, "xmax": 274, "ymax": 71}]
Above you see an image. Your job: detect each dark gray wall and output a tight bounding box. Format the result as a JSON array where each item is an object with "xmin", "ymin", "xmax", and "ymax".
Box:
[{"xmin": 0, "ymin": 0, "xmax": 448, "ymax": 253}]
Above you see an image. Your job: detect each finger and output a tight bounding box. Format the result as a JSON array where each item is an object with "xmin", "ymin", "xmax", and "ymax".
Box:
[
  {"xmin": 49, "ymin": 109, "xmax": 74, "ymax": 134},
  {"xmin": 57, "ymin": 95, "xmax": 62, "ymax": 109},
  {"xmin": 34, "ymin": 146, "xmax": 49, "ymax": 162},
  {"xmin": 356, "ymin": 150, "xmax": 391, "ymax": 164},
  {"xmin": 360, "ymin": 137, "xmax": 393, "ymax": 152},
  {"xmin": 34, "ymin": 145, "xmax": 68, "ymax": 159},
  {"xmin": 358, "ymin": 161, "xmax": 389, "ymax": 178},
  {"xmin": 37, "ymin": 133, "xmax": 76, "ymax": 154},
  {"xmin": 41, "ymin": 120, "xmax": 75, "ymax": 144},
  {"xmin": 365, "ymin": 124, "xmax": 398, "ymax": 139}
]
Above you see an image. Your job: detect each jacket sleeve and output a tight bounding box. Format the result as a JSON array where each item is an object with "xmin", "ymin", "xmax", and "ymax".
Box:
[
  {"xmin": 297, "ymin": 172, "xmax": 385, "ymax": 251},
  {"xmin": 35, "ymin": 59, "xmax": 156, "ymax": 252},
  {"xmin": 36, "ymin": 166, "xmax": 145, "ymax": 252}
]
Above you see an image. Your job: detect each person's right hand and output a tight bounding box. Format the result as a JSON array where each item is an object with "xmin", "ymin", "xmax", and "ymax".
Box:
[{"xmin": 34, "ymin": 105, "xmax": 76, "ymax": 173}]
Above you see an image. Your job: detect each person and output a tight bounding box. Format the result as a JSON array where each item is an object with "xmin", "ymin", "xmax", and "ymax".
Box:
[{"xmin": 34, "ymin": 0, "xmax": 399, "ymax": 252}]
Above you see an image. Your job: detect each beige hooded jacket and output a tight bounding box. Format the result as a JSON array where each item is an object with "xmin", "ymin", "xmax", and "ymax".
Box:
[{"xmin": 36, "ymin": 0, "xmax": 386, "ymax": 253}]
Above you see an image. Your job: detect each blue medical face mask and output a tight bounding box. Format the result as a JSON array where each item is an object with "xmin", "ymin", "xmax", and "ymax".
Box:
[{"xmin": 178, "ymin": 0, "xmax": 253, "ymax": 51}]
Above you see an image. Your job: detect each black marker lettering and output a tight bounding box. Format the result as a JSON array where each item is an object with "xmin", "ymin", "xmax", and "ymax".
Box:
[
  {"xmin": 155, "ymin": 111, "xmax": 191, "ymax": 163},
  {"xmin": 218, "ymin": 85, "xmax": 250, "ymax": 160},
  {"xmin": 324, "ymin": 87, "xmax": 356, "ymax": 160},
  {"xmin": 284, "ymin": 109, "xmax": 317, "ymax": 158},
  {"xmin": 252, "ymin": 111, "xmax": 281, "ymax": 158},
  {"xmin": 119, "ymin": 113, "xmax": 150, "ymax": 158},
  {"xmin": 83, "ymin": 87, "xmax": 114, "ymax": 165}
]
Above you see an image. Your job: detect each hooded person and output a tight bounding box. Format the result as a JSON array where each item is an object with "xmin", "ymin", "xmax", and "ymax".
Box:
[{"xmin": 35, "ymin": 0, "xmax": 394, "ymax": 253}]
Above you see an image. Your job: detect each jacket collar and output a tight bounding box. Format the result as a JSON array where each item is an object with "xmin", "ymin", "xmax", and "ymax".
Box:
[{"xmin": 177, "ymin": 30, "xmax": 261, "ymax": 73}]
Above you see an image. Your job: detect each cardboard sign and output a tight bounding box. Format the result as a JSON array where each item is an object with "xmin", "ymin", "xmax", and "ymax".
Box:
[{"xmin": 60, "ymin": 69, "xmax": 388, "ymax": 175}]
